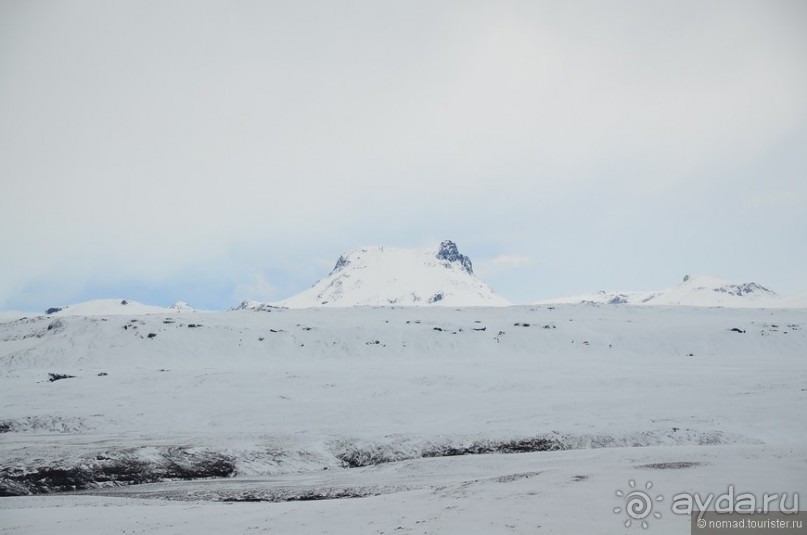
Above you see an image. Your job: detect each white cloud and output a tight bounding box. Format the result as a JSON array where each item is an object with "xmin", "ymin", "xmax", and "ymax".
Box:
[{"xmin": 232, "ymin": 271, "xmax": 277, "ymax": 303}]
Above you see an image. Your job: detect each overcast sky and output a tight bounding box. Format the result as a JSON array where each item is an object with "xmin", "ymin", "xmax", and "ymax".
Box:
[{"xmin": 2, "ymin": 0, "xmax": 806, "ymax": 311}]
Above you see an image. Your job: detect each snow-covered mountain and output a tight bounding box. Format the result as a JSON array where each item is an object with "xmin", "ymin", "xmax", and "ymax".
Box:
[
  {"xmin": 44, "ymin": 299, "xmax": 196, "ymax": 316},
  {"xmin": 168, "ymin": 301, "xmax": 195, "ymax": 313},
  {"xmin": 231, "ymin": 299, "xmax": 281, "ymax": 312},
  {"xmin": 537, "ymin": 274, "xmax": 785, "ymax": 308},
  {"xmin": 271, "ymin": 240, "xmax": 509, "ymax": 308}
]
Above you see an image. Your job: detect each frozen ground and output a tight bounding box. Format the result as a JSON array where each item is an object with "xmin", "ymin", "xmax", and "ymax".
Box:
[
  {"xmin": 3, "ymin": 445, "xmax": 805, "ymax": 534},
  {"xmin": 1, "ymin": 305, "xmax": 805, "ymax": 533}
]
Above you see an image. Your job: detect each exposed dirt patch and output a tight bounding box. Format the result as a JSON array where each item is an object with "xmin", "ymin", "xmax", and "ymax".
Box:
[
  {"xmin": 494, "ymin": 471, "xmax": 542, "ymax": 483},
  {"xmin": 48, "ymin": 373, "xmax": 76, "ymax": 382},
  {"xmin": 0, "ymin": 447, "xmax": 235, "ymax": 496},
  {"xmin": 332, "ymin": 429, "xmax": 750, "ymax": 469},
  {"xmin": 637, "ymin": 461, "xmax": 701, "ymax": 470},
  {"xmin": 0, "ymin": 415, "xmax": 89, "ymax": 434},
  {"xmin": 217, "ymin": 488, "xmax": 378, "ymax": 503},
  {"xmin": 334, "ymin": 437, "xmax": 565, "ymax": 468}
]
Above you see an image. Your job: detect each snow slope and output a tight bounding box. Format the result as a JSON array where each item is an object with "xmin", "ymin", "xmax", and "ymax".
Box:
[
  {"xmin": 271, "ymin": 240, "xmax": 509, "ymax": 308},
  {"xmin": 3, "ymin": 444, "xmax": 803, "ymax": 535},
  {"xmin": 1, "ymin": 305, "xmax": 805, "ymax": 532},
  {"xmin": 41, "ymin": 299, "xmax": 196, "ymax": 316},
  {"xmin": 537, "ymin": 274, "xmax": 787, "ymax": 308}
]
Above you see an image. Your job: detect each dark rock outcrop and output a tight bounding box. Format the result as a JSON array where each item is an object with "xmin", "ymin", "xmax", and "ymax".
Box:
[
  {"xmin": 436, "ymin": 240, "xmax": 473, "ymax": 274},
  {"xmin": 331, "ymin": 254, "xmax": 350, "ymax": 273},
  {"xmin": 713, "ymin": 282, "xmax": 772, "ymax": 297}
]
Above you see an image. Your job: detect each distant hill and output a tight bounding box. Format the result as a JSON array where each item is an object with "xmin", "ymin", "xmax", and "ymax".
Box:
[
  {"xmin": 44, "ymin": 299, "xmax": 196, "ymax": 316},
  {"xmin": 536, "ymin": 275, "xmax": 789, "ymax": 308}
]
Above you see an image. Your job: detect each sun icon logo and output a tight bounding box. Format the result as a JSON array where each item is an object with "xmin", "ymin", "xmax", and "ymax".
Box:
[{"xmin": 614, "ymin": 479, "xmax": 663, "ymax": 529}]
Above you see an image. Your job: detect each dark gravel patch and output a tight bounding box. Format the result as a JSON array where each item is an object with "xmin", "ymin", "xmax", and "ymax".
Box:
[{"xmin": 0, "ymin": 448, "xmax": 235, "ymax": 496}]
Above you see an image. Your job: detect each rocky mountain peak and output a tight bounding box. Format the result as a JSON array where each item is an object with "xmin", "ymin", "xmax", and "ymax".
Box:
[
  {"xmin": 331, "ymin": 254, "xmax": 351, "ymax": 274},
  {"xmin": 436, "ymin": 240, "xmax": 473, "ymax": 275}
]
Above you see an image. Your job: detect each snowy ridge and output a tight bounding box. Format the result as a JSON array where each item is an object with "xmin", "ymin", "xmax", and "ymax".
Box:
[
  {"xmin": 231, "ymin": 300, "xmax": 283, "ymax": 312},
  {"xmin": 168, "ymin": 301, "xmax": 195, "ymax": 313},
  {"xmin": 272, "ymin": 240, "xmax": 509, "ymax": 308},
  {"xmin": 43, "ymin": 299, "xmax": 196, "ymax": 316},
  {"xmin": 537, "ymin": 274, "xmax": 792, "ymax": 308}
]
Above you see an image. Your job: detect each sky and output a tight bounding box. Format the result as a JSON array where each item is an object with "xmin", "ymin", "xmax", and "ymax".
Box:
[{"xmin": 1, "ymin": 0, "xmax": 806, "ymax": 311}]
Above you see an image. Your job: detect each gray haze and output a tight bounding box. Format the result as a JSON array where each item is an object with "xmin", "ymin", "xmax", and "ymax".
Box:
[{"xmin": 1, "ymin": 1, "xmax": 806, "ymax": 310}]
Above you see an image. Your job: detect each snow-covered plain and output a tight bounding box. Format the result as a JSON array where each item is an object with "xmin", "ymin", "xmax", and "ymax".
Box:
[{"xmin": 1, "ymin": 304, "xmax": 805, "ymax": 533}]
